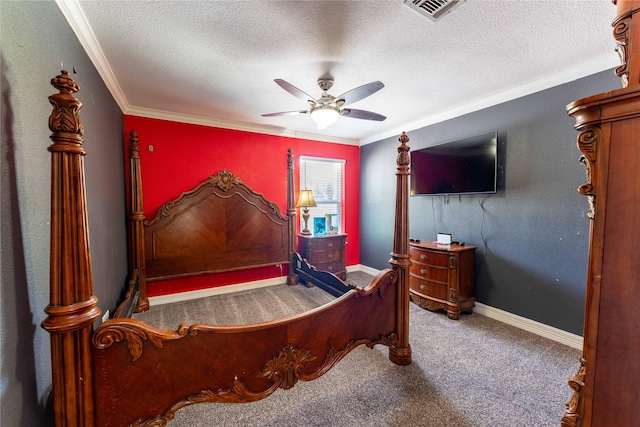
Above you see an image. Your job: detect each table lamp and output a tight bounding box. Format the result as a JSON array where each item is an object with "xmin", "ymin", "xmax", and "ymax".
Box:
[{"xmin": 296, "ymin": 189, "xmax": 317, "ymax": 235}]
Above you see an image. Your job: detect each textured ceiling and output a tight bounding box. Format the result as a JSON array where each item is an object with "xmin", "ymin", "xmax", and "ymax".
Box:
[{"xmin": 61, "ymin": 0, "xmax": 619, "ymax": 145}]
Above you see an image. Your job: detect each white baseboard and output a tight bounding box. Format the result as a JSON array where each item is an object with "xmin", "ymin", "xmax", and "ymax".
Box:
[
  {"xmin": 348, "ymin": 263, "xmax": 381, "ymax": 276},
  {"xmin": 148, "ymin": 276, "xmax": 287, "ymax": 306},
  {"xmin": 151, "ymin": 264, "xmax": 375, "ymax": 306},
  {"xmin": 355, "ymin": 265, "xmax": 583, "ymax": 350},
  {"xmin": 473, "ymin": 302, "xmax": 583, "ymax": 350},
  {"xmin": 148, "ymin": 264, "xmax": 583, "ymax": 350}
]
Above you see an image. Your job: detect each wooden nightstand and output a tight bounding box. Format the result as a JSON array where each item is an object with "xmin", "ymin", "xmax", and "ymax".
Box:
[
  {"xmin": 409, "ymin": 240, "xmax": 476, "ymax": 319},
  {"xmin": 297, "ymin": 234, "xmax": 347, "ymax": 280}
]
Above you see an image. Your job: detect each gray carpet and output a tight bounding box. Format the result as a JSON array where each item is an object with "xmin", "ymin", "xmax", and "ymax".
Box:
[{"xmin": 134, "ymin": 272, "xmax": 579, "ymax": 426}]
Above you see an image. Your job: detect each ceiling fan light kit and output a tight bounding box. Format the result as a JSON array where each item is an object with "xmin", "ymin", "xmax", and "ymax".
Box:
[
  {"xmin": 310, "ymin": 105, "xmax": 340, "ymax": 129},
  {"xmin": 263, "ymin": 77, "xmax": 386, "ymax": 130}
]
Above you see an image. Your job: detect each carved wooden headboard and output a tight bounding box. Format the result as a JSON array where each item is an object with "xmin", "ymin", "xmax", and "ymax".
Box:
[{"xmin": 127, "ymin": 131, "xmax": 297, "ymax": 311}]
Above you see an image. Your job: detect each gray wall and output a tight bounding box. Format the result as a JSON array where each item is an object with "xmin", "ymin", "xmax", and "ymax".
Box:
[
  {"xmin": 1, "ymin": 1, "xmax": 127, "ymax": 425},
  {"xmin": 360, "ymin": 70, "xmax": 620, "ymax": 335}
]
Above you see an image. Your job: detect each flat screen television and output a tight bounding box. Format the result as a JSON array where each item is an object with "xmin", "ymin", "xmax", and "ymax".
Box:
[{"xmin": 410, "ymin": 131, "xmax": 498, "ymax": 196}]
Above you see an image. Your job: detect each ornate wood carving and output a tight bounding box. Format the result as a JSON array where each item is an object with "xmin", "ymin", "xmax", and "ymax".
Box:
[
  {"xmin": 261, "ymin": 344, "xmax": 316, "ymax": 389},
  {"xmin": 448, "ymin": 287, "xmax": 459, "ymax": 304},
  {"xmin": 145, "ymin": 170, "xmax": 286, "ymax": 226},
  {"xmin": 613, "ymin": 0, "xmax": 640, "ymax": 87},
  {"xmin": 41, "ymin": 71, "xmax": 101, "ymax": 426},
  {"xmin": 298, "ymin": 334, "xmax": 398, "ymax": 381},
  {"xmin": 561, "ymin": 356, "xmax": 587, "ymax": 427},
  {"xmin": 93, "ymin": 319, "xmax": 189, "ymax": 361},
  {"xmin": 355, "ymin": 269, "xmax": 397, "ymax": 298},
  {"xmin": 576, "ymin": 126, "xmax": 599, "ymax": 219},
  {"xmin": 410, "ymin": 293, "xmax": 444, "ymax": 312},
  {"xmin": 614, "ymin": 13, "xmax": 630, "ymax": 87}
]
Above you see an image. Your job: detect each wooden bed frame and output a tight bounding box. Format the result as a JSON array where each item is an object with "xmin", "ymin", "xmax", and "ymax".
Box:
[
  {"xmin": 127, "ymin": 130, "xmax": 299, "ymax": 313},
  {"xmin": 42, "ymin": 71, "xmax": 412, "ymax": 426}
]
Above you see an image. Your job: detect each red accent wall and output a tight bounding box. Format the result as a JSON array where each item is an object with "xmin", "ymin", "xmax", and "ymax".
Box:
[{"xmin": 124, "ymin": 115, "xmax": 360, "ymax": 296}]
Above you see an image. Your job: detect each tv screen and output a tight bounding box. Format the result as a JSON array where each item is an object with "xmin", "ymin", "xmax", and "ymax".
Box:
[{"xmin": 410, "ymin": 132, "xmax": 498, "ymax": 196}]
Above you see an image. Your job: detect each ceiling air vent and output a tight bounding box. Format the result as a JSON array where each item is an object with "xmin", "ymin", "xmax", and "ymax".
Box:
[{"xmin": 404, "ymin": 0, "xmax": 464, "ymax": 22}]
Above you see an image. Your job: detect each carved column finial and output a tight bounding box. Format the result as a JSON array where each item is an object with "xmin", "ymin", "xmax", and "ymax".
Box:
[
  {"xmin": 48, "ymin": 70, "xmax": 84, "ymax": 142},
  {"xmin": 42, "ymin": 71, "xmax": 100, "ymax": 426},
  {"xmin": 396, "ymin": 131, "xmax": 411, "ymax": 171}
]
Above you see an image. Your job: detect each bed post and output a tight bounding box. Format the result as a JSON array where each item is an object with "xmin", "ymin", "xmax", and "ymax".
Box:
[
  {"xmin": 286, "ymin": 147, "xmax": 298, "ymax": 285},
  {"xmin": 41, "ymin": 71, "xmax": 101, "ymax": 426},
  {"xmin": 128, "ymin": 130, "xmax": 149, "ymax": 312},
  {"xmin": 388, "ymin": 131, "xmax": 412, "ymax": 365}
]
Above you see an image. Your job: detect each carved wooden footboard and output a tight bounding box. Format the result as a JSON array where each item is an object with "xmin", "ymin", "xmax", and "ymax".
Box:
[
  {"xmin": 93, "ymin": 269, "xmax": 400, "ymax": 426},
  {"xmin": 42, "ymin": 71, "xmax": 412, "ymax": 426}
]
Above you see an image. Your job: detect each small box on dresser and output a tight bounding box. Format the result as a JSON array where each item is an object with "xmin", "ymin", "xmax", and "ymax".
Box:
[
  {"xmin": 409, "ymin": 240, "xmax": 476, "ymax": 320},
  {"xmin": 297, "ymin": 234, "xmax": 347, "ymax": 280}
]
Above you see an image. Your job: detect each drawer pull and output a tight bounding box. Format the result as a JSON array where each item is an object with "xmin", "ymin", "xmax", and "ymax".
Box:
[
  {"xmin": 328, "ymin": 243, "xmax": 333, "ymax": 247},
  {"xmin": 420, "ymin": 254, "xmax": 426, "ymax": 260},
  {"xmin": 328, "ymin": 254, "xmax": 333, "ymax": 259},
  {"xmin": 328, "ymin": 266, "xmax": 333, "ymax": 271},
  {"xmin": 420, "ymin": 268, "xmax": 426, "ymax": 275},
  {"xmin": 420, "ymin": 284, "xmax": 426, "ymax": 290}
]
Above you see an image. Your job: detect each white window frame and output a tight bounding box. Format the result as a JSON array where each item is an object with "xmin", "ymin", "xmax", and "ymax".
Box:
[{"xmin": 299, "ymin": 156, "xmax": 346, "ymax": 236}]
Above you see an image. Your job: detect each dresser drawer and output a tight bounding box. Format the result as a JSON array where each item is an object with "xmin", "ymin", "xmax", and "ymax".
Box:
[
  {"xmin": 410, "ymin": 247, "xmax": 449, "ymax": 268},
  {"xmin": 313, "ymin": 260, "xmax": 345, "ymax": 276},
  {"xmin": 410, "ymin": 277, "xmax": 448, "ymax": 301},
  {"xmin": 410, "ymin": 262, "xmax": 448, "ymax": 284},
  {"xmin": 309, "ymin": 248, "xmax": 342, "ymax": 263},
  {"xmin": 309, "ymin": 237, "xmax": 344, "ymax": 252}
]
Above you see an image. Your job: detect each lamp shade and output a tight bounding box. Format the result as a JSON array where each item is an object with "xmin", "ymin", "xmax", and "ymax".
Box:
[
  {"xmin": 310, "ymin": 106, "xmax": 340, "ymax": 129},
  {"xmin": 296, "ymin": 189, "xmax": 317, "ymax": 208}
]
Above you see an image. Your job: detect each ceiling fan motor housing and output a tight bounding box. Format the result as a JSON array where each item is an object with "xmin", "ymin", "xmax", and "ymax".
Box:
[{"xmin": 317, "ymin": 78, "xmax": 334, "ymax": 92}]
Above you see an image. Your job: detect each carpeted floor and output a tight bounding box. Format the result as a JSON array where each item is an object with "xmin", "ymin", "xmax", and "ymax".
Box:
[{"xmin": 134, "ymin": 272, "xmax": 579, "ymax": 426}]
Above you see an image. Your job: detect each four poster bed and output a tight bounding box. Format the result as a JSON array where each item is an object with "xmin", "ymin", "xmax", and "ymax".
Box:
[{"xmin": 41, "ymin": 71, "xmax": 413, "ymax": 426}]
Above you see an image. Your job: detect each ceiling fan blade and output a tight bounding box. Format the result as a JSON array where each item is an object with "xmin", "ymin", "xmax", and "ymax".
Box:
[
  {"xmin": 262, "ymin": 110, "xmax": 309, "ymax": 117},
  {"xmin": 274, "ymin": 79, "xmax": 317, "ymax": 104},
  {"xmin": 342, "ymin": 108, "xmax": 386, "ymax": 121},
  {"xmin": 336, "ymin": 81, "xmax": 384, "ymax": 106}
]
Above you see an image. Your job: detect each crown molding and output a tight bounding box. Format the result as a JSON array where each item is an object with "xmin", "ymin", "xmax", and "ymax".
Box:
[
  {"xmin": 360, "ymin": 53, "xmax": 620, "ymax": 145},
  {"xmin": 58, "ymin": 0, "xmax": 618, "ymax": 148},
  {"xmin": 56, "ymin": 1, "xmax": 358, "ymax": 146},
  {"xmin": 55, "ymin": 0, "xmax": 129, "ymax": 112},
  {"xmin": 125, "ymin": 106, "xmax": 359, "ymax": 145}
]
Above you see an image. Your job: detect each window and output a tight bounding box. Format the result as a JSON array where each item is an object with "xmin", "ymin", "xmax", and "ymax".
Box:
[{"xmin": 299, "ymin": 156, "xmax": 345, "ymax": 235}]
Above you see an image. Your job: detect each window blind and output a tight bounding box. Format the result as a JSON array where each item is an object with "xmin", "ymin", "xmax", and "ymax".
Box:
[{"xmin": 299, "ymin": 156, "xmax": 345, "ymax": 235}]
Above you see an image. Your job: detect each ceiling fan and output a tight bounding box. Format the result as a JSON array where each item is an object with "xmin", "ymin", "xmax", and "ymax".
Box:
[{"xmin": 262, "ymin": 78, "xmax": 386, "ymax": 129}]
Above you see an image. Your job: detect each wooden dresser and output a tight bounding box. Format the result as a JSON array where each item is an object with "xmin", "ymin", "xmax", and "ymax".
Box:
[
  {"xmin": 561, "ymin": 2, "xmax": 640, "ymax": 426},
  {"xmin": 409, "ymin": 240, "xmax": 476, "ymax": 319},
  {"xmin": 297, "ymin": 234, "xmax": 347, "ymax": 280}
]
